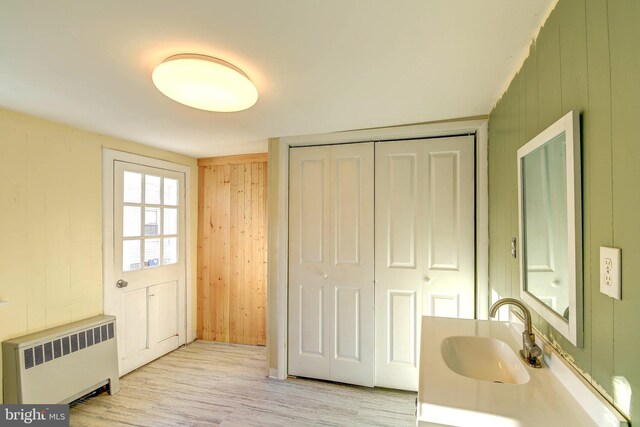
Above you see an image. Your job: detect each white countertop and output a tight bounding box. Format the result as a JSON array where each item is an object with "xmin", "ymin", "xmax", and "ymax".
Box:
[{"xmin": 417, "ymin": 316, "xmax": 600, "ymax": 427}]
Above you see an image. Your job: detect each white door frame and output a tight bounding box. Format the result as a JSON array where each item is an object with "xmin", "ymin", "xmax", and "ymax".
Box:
[
  {"xmin": 102, "ymin": 148, "xmax": 194, "ymax": 372},
  {"xmin": 270, "ymin": 119, "xmax": 489, "ymax": 380}
]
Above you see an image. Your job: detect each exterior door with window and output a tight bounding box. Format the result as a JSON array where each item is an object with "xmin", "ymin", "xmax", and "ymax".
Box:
[{"xmin": 107, "ymin": 160, "xmax": 186, "ymax": 375}]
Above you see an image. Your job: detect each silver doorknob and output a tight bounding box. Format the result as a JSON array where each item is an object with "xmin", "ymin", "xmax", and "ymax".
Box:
[
  {"xmin": 322, "ymin": 273, "xmax": 329, "ymax": 280},
  {"xmin": 424, "ymin": 277, "xmax": 432, "ymax": 284},
  {"xmin": 116, "ymin": 279, "xmax": 128, "ymax": 288}
]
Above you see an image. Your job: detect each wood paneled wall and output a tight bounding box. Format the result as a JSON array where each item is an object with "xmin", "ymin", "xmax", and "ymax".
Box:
[
  {"xmin": 489, "ymin": 0, "xmax": 640, "ymax": 421},
  {"xmin": 197, "ymin": 153, "xmax": 267, "ymax": 345}
]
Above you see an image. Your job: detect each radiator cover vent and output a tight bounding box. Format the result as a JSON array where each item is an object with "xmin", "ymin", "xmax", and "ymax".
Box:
[
  {"xmin": 3, "ymin": 315, "xmax": 120, "ymax": 404},
  {"xmin": 21, "ymin": 322, "xmax": 114, "ymax": 370}
]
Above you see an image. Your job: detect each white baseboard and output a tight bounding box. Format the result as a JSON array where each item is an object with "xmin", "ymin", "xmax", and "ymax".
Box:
[{"xmin": 268, "ymin": 368, "xmax": 280, "ymax": 379}]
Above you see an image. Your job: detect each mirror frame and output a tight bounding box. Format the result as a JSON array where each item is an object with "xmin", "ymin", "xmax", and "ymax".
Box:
[{"xmin": 517, "ymin": 110, "xmax": 583, "ymax": 347}]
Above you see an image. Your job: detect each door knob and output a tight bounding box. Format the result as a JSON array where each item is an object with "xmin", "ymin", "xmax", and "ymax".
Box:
[
  {"xmin": 424, "ymin": 277, "xmax": 432, "ymax": 285},
  {"xmin": 322, "ymin": 273, "xmax": 329, "ymax": 280},
  {"xmin": 116, "ymin": 279, "xmax": 128, "ymax": 288}
]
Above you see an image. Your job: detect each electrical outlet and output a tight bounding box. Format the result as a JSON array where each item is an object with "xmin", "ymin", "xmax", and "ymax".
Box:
[{"xmin": 600, "ymin": 247, "xmax": 621, "ymax": 299}]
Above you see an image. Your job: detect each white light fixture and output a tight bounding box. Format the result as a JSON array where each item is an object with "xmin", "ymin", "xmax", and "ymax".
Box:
[{"xmin": 152, "ymin": 54, "xmax": 258, "ymax": 112}]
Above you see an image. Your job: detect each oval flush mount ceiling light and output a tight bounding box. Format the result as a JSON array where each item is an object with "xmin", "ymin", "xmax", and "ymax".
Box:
[{"xmin": 152, "ymin": 54, "xmax": 258, "ymax": 112}]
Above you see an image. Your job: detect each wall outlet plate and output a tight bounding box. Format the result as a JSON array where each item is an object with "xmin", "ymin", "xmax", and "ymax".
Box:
[{"xmin": 600, "ymin": 247, "xmax": 621, "ymax": 299}]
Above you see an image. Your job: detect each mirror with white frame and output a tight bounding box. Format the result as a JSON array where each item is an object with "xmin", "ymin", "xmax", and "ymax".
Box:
[{"xmin": 517, "ymin": 110, "xmax": 583, "ymax": 347}]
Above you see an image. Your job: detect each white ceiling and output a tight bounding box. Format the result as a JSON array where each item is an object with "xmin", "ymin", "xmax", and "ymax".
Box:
[{"xmin": 0, "ymin": 1, "xmax": 554, "ymax": 158}]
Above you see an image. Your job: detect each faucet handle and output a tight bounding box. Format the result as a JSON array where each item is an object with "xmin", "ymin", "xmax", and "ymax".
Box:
[
  {"xmin": 521, "ymin": 331, "xmax": 543, "ymax": 368},
  {"xmin": 529, "ymin": 343, "xmax": 543, "ymax": 358}
]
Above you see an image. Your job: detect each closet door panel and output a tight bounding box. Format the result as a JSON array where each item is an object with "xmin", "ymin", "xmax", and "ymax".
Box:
[
  {"xmin": 427, "ymin": 152, "xmax": 460, "ymax": 269},
  {"xmin": 288, "ymin": 142, "xmax": 374, "ymax": 386},
  {"xmin": 299, "ymin": 159, "xmax": 326, "ymax": 263},
  {"xmin": 375, "ymin": 141, "xmax": 423, "ymax": 391},
  {"xmin": 329, "ymin": 143, "xmax": 374, "ymax": 386},
  {"xmin": 387, "ymin": 290, "xmax": 417, "ymax": 366},
  {"xmin": 334, "ymin": 286, "xmax": 360, "ymax": 361},
  {"xmin": 334, "ymin": 156, "xmax": 360, "ymax": 265},
  {"xmin": 375, "ymin": 136, "xmax": 475, "ymax": 391},
  {"xmin": 423, "ymin": 136, "xmax": 475, "ymax": 319},
  {"xmin": 289, "ymin": 136, "xmax": 475, "ymax": 391},
  {"xmin": 299, "ymin": 285, "xmax": 324, "ymax": 356},
  {"xmin": 387, "ymin": 154, "xmax": 418, "ymax": 268},
  {"xmin": 288, "ymin": 147, "xmax": 331, "ymax": 380}
]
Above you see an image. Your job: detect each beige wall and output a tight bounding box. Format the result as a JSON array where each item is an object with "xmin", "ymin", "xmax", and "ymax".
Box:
[{"xmin": 0, "ymin": 108, "xmax": 198, "ymax": 402}]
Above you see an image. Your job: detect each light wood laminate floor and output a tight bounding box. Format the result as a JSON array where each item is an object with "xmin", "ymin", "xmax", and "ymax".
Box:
[{"xmin": 70, "ymin": 341, "xmax": 417, "ymax": 426}]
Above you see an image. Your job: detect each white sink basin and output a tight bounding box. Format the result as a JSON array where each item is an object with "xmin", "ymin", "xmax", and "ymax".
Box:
[{"xmin": 441, "ymin": 336, "xmax": 530, "ymax": 385}]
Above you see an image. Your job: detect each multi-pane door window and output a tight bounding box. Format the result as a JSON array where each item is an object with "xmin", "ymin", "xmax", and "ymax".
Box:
[{"xmin": 122, "ymin": 171, "xmax": 179, "ymax": 272}]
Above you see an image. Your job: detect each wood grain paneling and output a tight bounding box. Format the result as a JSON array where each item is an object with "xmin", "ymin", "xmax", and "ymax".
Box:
[
  {"xmin": 198, "ymin": 153, "xmax": 268, "ymax": 167},
  {"xmin": 197, "ymin": 155, "xmax": 267, "ymax": 345}
]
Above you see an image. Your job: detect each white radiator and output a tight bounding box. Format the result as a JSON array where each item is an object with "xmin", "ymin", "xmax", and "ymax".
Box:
[{"xmin": 2, "ymin": 315, "xmax": 120, "ymax": 404}]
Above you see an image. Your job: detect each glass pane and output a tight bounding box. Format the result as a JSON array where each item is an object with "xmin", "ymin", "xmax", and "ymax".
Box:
[
  {"xmin": 145, "ymin": 175, "xmax": 161, "ymax": 204},
  {"xmin": 164, "ymin": 178, "xmax": 178, "ymax": 206},
  {"xmin": 522, "ymin": 133, "xmax": 569, "ymax": 320},
  {"xmin": 123, "ymin": 171, "xmax": 142, "ymax": 203},
  {"xmin": 164, "ymin": 208, "xmax": 178, "ymax": 235},
  {"xmin": 123, "ymin": 206, "xmax": 141, "ymax": 237},
  {"xmin": 144, "ymin": 207, "xmax": 161, "ymax": 236},
  {"xmin": 163, "ymin": 237, "xmax": 178, "ymax": 265},
  {"xmin": 144, "ymin": 238, "xmax": 161, "ymax": 268},
  {"xmin": 123, "ymin": 240, "xmax": 141, "ymax": 272}
]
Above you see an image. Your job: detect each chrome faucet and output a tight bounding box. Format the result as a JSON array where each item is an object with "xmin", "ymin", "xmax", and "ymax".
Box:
[{"xmin": 489, "ymin": 298, "xmax": 542, "ymax": 368}]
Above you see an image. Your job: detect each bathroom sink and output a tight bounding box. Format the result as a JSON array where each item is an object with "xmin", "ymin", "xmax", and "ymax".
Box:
[{"xmin": 440, "ymin": 336, "xmax": 530, "ymax": 384}]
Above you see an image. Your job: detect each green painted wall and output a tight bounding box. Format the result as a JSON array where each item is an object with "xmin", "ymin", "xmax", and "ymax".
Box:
[{"xmin": 488, "ymin": 0, "xmax": 639, "ymax": 423}]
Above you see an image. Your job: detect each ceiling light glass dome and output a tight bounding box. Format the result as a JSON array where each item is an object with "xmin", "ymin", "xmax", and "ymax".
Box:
[{"xmin": 152, "ymin": 54, "xmax": 258, "ymax": 112}]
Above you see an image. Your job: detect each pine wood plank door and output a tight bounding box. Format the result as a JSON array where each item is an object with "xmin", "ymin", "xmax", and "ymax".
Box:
[{"xmin": 197, "ymin": 154, "xmax": 267, "ymax": 345}]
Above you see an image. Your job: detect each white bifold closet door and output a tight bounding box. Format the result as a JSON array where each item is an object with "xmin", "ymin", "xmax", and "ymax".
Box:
[
  {"xmin": 374, "ymin": 136, "xmax": 475, "ymax": 391},
  {"xmin": 288, "ymin": 142, "xmax": 375, "ymax": 387}
]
